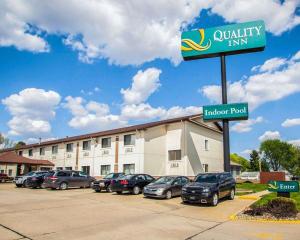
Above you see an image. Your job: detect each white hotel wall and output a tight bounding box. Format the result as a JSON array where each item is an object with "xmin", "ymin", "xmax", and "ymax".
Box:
[{"xmin": 186, "ymin": 121, "xmax": 223, "ymax": 175}]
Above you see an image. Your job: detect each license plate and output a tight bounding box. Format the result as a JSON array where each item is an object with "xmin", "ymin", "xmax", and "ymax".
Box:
[{"xmin": 189, "ymin": 196, "xmax": 196, "ymax": 200}]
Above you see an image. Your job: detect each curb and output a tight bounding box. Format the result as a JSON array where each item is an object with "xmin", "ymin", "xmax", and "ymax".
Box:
[
  {"xmin": 238, "ymin": 195, "xmax": 259, "ymax": 200},
  {"xmin": 229, "ymin": 214, "xmax": 300, "ymax": 224}
]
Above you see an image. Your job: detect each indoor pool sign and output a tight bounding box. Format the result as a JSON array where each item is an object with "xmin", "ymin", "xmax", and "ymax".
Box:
[{"xmin": 181, "ymin": 20, "xmax": 266, "ymax": 60}]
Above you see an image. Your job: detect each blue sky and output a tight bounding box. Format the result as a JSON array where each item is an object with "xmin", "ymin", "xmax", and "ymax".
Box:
[{"xmin": 0, "ymin": 1, "xmax": 300, "ymax": 158}]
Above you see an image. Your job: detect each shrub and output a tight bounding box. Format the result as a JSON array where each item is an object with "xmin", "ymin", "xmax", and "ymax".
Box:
[{"xmin": 244, "ymin": 197, "xmax": 298, "ymax": 218}]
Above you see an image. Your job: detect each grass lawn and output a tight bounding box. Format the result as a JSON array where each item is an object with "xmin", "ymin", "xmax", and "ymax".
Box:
[
  {"xmin": 236, "ymin": 182, "xmax": 268, "ymax": 196},
  {"xmin": 252, "ymin": 192, "xmax": 300, "ymax": 211}
]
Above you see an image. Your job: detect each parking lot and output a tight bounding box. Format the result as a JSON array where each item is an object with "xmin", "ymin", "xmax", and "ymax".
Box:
[{"xmin": 0, "ymin": 183, "xmax": 299, "ymax": 240}]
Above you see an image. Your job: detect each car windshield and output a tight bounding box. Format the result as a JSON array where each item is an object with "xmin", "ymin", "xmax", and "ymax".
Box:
[
  {"xmin": 104, "ymin": 173, "xmax": 114, "ymax": 179},
  {"xmin": 195, "ymin": 174, "xmax": 218, "ymax": 183},
  {"xmin": 25, "ymin": 171, "xmax": 36, "ymax": 176},
  {"xmin": 153, "ymin": 176, "xmax": 175, "ymax": 184}
]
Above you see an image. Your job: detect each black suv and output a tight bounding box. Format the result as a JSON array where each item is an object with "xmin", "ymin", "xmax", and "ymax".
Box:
[
  {"xmin": 181, "ymin": 172, "xmax": 235, "ymax": 206},
  {"xmin": 93, "ymin": 172, "xmax": 124, "ymax": 192},
  {"xmin": 110, "ymin": 174, "xmax": 154, "ymax": 195}
]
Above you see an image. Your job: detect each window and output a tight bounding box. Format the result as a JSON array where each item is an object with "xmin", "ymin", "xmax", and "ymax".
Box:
[
  {"xmin": 81, "ymin": 166, "xmax": 90, "ymax": 175},
  {"xmin": 52, "ymin": 145, "xmax": 58, "ymax": 154},
  {"xmin": 66, "ymin": 143, "xmax": 73, "ymax": 152},
  {"xmin": 28, "ymin": 149, "xmax": 33, "ymax": 157},
  {"xmin": 123, "ymin": 164, "xmax": 135, "ymax": 174},
  {"xmin": 18, "ymin": 151, "xmax": 23, "ymax": 156},
  {"xmin": 101, "ymin": 137, "xmax": 111, "ymax": 148},
  {"xmin": 181, "ymin": 177, "xmax": 189, "ymax": 185},
  {"xmin": 72, "ymin": 171, "xmax": 80, "ymax": 177},
  {"xmin": 0, "ymin": 170, "xmax": 4, "ymax": 174},
  {"xmin": 82, "ymin": 140, "xmax": 91, "ymax": 151},
  {"xmin": 56, "ymin": 167, "xmax": 63, "ymax": 170},
  {"xmin": 145, "ymin": 175, "xmax": 154, "ymax": 181},
  {"xmin": 202, "ymin": 164, "xmax": 208, "ymax": 172},
  {"xmin": 124, "ymin": 134, "xmax": 135, "ymax": 146},
  {"xmin": 205, "ymin": 139, "xmax": 209, "ymax": 151},
  {"xmin": 57, "ymin": 171, "xmax": 71, "ymax": 177},
  {"xmin": 100, "ymin": 165, "xmax": 111, "ymax": 176},
  {"xmin": 65, "ymin": 167, "xmax": 72, "ymax": 170},
  {"xmin": 40, "ymin": 147, "xmax": 45, "ymax": 156},
  {"xmin": 136, "ymin": 175, "xmax": 145, "ymax": 181},
  {"xmin": 168, "ymin": 150, "xmax": 181, "ymax": 161},
  {"xmin": 8, "ymin": 169, "xmax": 12, "ymax": 176}
]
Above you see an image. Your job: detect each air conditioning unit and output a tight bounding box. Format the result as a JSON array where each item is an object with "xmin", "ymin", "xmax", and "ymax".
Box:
[
  {"xmin": 125, "ymin": 147, "xmax": 133, "ymax": 153},
  {"xmin": 83, "ymin": 152, "xmax": 89, "ymax": 157},
  {"xmin": 102, "ymin": 150, "xmax": 109, "ymax": 155}
]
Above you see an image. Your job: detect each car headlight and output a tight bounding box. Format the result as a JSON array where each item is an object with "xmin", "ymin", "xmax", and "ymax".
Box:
[
  {"xmin": 202, "ymin": 188, "xmax": 210, "ymax": 193},
  {"xmin": 156, "ymin": 188, "xmax": 164, "ymax": 195}
]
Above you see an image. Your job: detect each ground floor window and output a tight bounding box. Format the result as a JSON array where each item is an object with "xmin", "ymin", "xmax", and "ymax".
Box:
[
  {"xmin": 168, "ymin": 150, "xmax": 181, "ymax": 161},
  {"xmin": 56, "ymin": 167, "xmax": 63, "ymax": 170},
  {"xmin": 81, "ymin": 166, "xmax": 90, "ymax": 175},
  {"xmin": 40, "ymin": 167, "xmax": 52, "ymax": 171},
  {"xmin": 101, "ymin": 165, "xmax": 111, "ymax": 176},
  {"xmin": 0, "ymin": 170, "xmax": 4, "ymax": 174},
  {"xmin": 8, "ymin": 169, "xmax": 12, "ymax": 176},
  {"xmin": 123, "ymin": 164, "xmax": 135, "ymax": 174},
  {"xmin": 65, "ymin": 167, "xmax": 72, "ymax": 170},
  {"xmin": 202, "ymin": 164, "xmax": 208, "ymax": 172}
]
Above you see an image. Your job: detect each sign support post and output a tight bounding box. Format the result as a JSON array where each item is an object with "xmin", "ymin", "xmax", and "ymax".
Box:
[
  {"xmin": 220, "ymin": 55, "xmax": 231, "ymax": 172},
  {"xmin": 181, "ymin": 20, "xmax": 266, "ymax": 172}
]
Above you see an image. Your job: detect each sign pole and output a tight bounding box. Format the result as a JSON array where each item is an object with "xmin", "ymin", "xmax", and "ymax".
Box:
[{"xmin": 220, "ymin": 55, "xmax": 231, "ymax": 172}]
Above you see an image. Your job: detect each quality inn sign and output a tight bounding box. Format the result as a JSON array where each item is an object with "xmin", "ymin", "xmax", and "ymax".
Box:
[{"xmin": 181, "ymin": 20, "xmax": 266, "ymax": 60}]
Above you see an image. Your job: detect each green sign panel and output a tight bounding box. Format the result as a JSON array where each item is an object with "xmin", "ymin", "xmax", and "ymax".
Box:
[
  {"xmin": 181, "ymin": 20, "xmax": 266, "ymax": 60},
  {"xmin": 268, "ymin": 181, "xmax": 299, "ymax": 193},
  {"xmin": 203, "ymin": 103, "xmax": 248, "ymax": 121}
]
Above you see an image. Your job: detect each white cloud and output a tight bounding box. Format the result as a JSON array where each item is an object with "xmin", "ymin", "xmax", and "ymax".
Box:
[
  {"xmin": 26, "ymin": 137, "xmax": 57, "ymax": 144},
  {"xmin": 162, "ymin": 106, "xmax": 202, "ymax": 119},
  {"xmin": 288, "ymin": 139, "xmax": 300, "ymax": 146},
  {"xmin": 63, "ymin": 96, "xmax": 126, "ymax": 132},
  {"xmin": 1, "ymin": 1, "xmax": 299, "ymax": 65},
  {"xmin": 232, "ymin": 116, "xmax": 264, "ymax": 133},
  {"xmin": 121, "ymin": 103, "xmax": 165, "ymax": 120},
  {"xmin": 281, "ymin": 118, "xmax": 300, "ymax": 127},
  {"xmin": 241, "ymin": 149, "xmax": 253, "ymax": 156},
  {"xmin": 252, "ymin": 57, "xmax": 287, "ymax": 73},
  {"xmin": 201, "ymin": 50, "xmax": 300, "ymax": 111},
  {"xmin": 259, "ymin": 130, "xmax": 281, "ymax": 142},
  {"xmin": 2, "ymin": 88, "xmax": 61, "ymax": 138},
  {"xmin": 208, "ymin": 0, "xmax": 300, "ymax": 36},
  {"xmin": 121, "ymin": 68, "xmax": 161, "ymax": 105}
]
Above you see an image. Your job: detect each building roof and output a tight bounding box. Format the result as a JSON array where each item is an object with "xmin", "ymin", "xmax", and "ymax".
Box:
[
  {"xmin": 0, "ymin": 114, "xmax": 222, "ymax": 152},
  {"xmin": 0, "ymin": 152, "xmax": 54, "ymax": 166},
  {"xmin": 230, "ymin": 161, "xmax": 242, "ymax": 167}
]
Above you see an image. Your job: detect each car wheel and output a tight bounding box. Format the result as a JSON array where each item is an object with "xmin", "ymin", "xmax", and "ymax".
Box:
[
  {"xmin": 228, "ymin": 188, "xmax": 235, "ymax": 200},
  {"xmin": 59, "ymin": 182, "xmax": 68, "ymax": 190},
  {"xmin": 116, "ymin": 191, "xmax": 122, "ymax": 194},
  {"xmin": 1, "ymin": 179, "xmax": 5, "ymax": 183},
  {"xmin": 211, "ymin": 193, "xmax": 218, "ymax": 206},
  {"xmin": 132, "ymin": 186, "xmax": 140, "ymax": 195},
  {"xmin": 16, "ymin": 184, "xmax": 22, "ymax": 188},
  {"xmin": 106, "ymin": 185, "xmax": 112, "ymax": 193},
  {"xmin": 95, "ymin": 189, "xmax": 101, "ymax": 193},
  {"xmin": 166, "ymin": 190, "xmax": 172, "ymax": 199},
  {"xmin": 23, "ymin": 180, "xmax": 28, "ymax": 187}
]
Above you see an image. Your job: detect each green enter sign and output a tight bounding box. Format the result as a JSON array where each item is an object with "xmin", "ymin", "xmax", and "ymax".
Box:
[
  {"xmin": 181, "ymin": 20, "xmax": 266, "ymax": 60},
  {"xmin": 203, "ymin": 103, "xmax": 248, "ymax": 121},
  {"xmin": 268, "ymin": 181, "xmax": 299, "ymax": 193}
]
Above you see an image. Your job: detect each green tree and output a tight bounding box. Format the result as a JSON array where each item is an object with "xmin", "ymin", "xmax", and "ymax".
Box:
[
  {"xmin": 14, "ymin": 141, "xmax": 26, "ymax": 149},
  {"xmin": 260, "ymin": 139, "xmax": 295, "ymax": 171},
  {"xmin": 230, "ymin": 153, "xmax": 250, "ymax": 171},
  {"xmin": 281, "ymin": 146, "xmax": 300, "ymax": 177},
  {"xmin": 249, "ymin": 150, "xmax": 260, "ymax": 171},
  {"xmin": 260, "ymin": 159, "xmax": 270, "ymax": 172},
  {"xmin": 0, "ymin": 133, "xmax": 14, "ymax": 149}
]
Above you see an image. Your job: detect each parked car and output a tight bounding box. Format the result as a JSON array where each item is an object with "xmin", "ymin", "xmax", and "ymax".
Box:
[
  {"xmin": 110, "ymin": 174, "xmax": 154, "ymax": 195},
  {"xmin": 238, "ymin": 171, "xmax": 260, "ymax": 183},
  {"xmin": 0, "ymin": 173, "xmax": 14, "ymax": 183},
  {"xmin": 92, "ymin": 172, "xmax": 124, "ymax": 192},
  {"xmin": 14, "ymin": 171, "xmax": 49, "ymax": 187},
  {"xmin": 43, "ymin": 170, "xmax": 96, "ymax": 190},
  {"xmin": 181, "ymin": 172, "xmax": 236, "ymax": 206},
  {"xmin": 143, "ymin": 175, "xmax": 190, "ymax": 199},
  {"xmin": 26, "ymin": 171, "xmax": 52, "ymax": 188}
]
